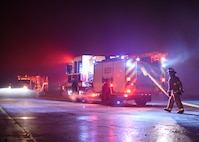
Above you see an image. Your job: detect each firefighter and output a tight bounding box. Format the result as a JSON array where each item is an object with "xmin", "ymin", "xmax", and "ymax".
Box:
[
  {"xmin": 164, "ymin": 68, "xmax": 184, "ymax": 114},
  {"xmin": 71, "ymin": 77, "xmax": 78, "ymax": 94},
  {"xmin": 101, "ymin": 78, "xmax": 111, "ymax": 105}
]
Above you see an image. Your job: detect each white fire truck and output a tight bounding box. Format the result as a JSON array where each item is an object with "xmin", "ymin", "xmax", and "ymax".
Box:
[
  {"xmin": 17, "ymin": 75, "xmax": 48, "ymax": 97},
  {"xmin": 65, "ymin": 55, "xmax": 105, "ymax": 96},
  {"xmin": 65, "ymin": 52, "xmax": 167, "ymax": 106},
  {"xmin": 93, "ymin": 52, "xmax": 167, "ymax": 106}
]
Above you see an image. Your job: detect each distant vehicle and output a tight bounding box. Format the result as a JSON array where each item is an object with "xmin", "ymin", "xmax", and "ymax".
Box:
[
  {"xmin": 17, "ymin": 75, "xmax": 48, "ymax": 97},
  {"xmin": 64, "ymin": 52, "xmax": 167, "ymax": 106}
]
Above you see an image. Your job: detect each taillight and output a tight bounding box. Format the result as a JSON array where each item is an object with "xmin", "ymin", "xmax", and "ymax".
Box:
[
  {"xmin": 91, "ymin": 93, "xmax": 98, "ymax": 97},
  {"xmin": 126, "ymin": 89, "xmax": 131, "ymax": 93}
]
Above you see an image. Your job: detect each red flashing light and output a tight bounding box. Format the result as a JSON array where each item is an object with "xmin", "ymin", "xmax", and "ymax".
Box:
[{"xmin": 92, "ymin": 93, "xmax": 97, "ymax": 97}]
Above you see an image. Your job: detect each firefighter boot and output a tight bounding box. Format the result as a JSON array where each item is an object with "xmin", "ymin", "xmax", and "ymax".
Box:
[
  {"xmin": 164, "ymin": 108, "xmax": 171, "ymax": 112},
  {"xmin": 177, "ymin": 108, "xmax": 184, "ymax": 114}
]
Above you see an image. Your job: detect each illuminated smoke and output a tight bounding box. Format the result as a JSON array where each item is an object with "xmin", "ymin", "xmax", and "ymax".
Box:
[{"xmin": 166, "ymin": 46, "xmax": 199, "ymax": 67}]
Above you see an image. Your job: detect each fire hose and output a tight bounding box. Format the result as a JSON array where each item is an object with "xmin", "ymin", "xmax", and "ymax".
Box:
[{"xmin": 141, "ymin": 67, "xmax": 199, "ymax": 109}]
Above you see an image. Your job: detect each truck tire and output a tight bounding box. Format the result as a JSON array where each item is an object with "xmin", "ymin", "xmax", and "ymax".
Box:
[
  {"xmin": 135, "ymin": 98, "xmax": 147, "ymax": 106},
  {"xmin": 101, "ymin": 91, "xmax": 110, "ymax": 105}
]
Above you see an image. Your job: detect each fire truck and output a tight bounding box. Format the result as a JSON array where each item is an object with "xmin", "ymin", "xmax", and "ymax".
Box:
[
  {"xmin": 93, "ymin": 52, "xmax": 167, "ymax": 106},
  {"xmin": 65, "ymin": 52, "xmax": 167, "ymax": 105},
  {"xmin": 17, "ymin": 75, "xmax": 48, "ymax": 97},
  {"xmin": 65, "ymin": 55, "xmax": 105, "ymax": 96}
]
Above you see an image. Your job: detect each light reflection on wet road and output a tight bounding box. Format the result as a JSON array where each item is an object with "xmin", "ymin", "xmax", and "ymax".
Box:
[{"xmin": 0, "ymin": 98, "xmax": 199, "ymax": 142}]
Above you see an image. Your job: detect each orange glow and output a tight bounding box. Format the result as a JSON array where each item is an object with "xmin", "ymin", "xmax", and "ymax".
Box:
[
  {"xmin": 91, "ymin": 93, "xmax": 98, "ymax": 97},
  {"xmin": 6, "ymin": 42, "xmax": 75, "ymax": 71},
  {"xmin": 44, "ymin": 50, "xmax": 74, "ymax": 65},
  {"xmin": 126, "ymin": 89, "xmax": 131, "ymax": 93},
  {"xmin": 23, "ymin": 86, "xmax": 28, "ymax": 89}
]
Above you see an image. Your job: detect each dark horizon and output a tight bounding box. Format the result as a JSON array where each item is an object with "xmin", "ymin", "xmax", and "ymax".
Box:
[{"xmin": 0, "ymin": 1, "xmax": 199, "ymax": 94}]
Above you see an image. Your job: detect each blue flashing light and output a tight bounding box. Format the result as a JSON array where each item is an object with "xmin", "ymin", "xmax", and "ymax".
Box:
[
  {"xmin": 81, "ymin": 99, "xmax": 86, "ymax": 103},
  {"xmin": 162, "ymin": 64, "xmax": 166, "ymax": 68},
  {"xmin": 161, "ymin": 57, "xmax": 167, "ymax": 68},
  {"xmin": 126, "ymin": 60, "xmax": 133, "ymax": 67},
  {"xmin": 116, "ymin": 100, "xmax": 121, "ymax": 105},
  {"xmin": 121, "ymin": 55, "xmax": 125, "ymax": 59}
]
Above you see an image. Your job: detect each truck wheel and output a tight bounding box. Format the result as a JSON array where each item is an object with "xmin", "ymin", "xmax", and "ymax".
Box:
[
  {"xmin": 101, "ymin": 96, "xmax": 106, "ymax": 104},
  {"xmin": 101, "ymin": 91, "xmax": 110, "ymax": 105},
  {"xmin": 135, "ymin": 99, "xmax": 147, "ymax": 106}
]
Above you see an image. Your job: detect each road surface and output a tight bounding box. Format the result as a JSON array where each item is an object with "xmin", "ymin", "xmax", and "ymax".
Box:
[{"xmin": 0, "ymin": 96, "xmax": 199, "ymax": 142}]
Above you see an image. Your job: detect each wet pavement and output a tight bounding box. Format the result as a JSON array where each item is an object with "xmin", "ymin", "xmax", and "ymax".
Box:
[{"xmin": 0, "ymin": 94, "xmax": 199, "ymax": 142}]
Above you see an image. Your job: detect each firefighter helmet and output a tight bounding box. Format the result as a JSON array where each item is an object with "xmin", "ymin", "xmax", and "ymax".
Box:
[{"xmin": 167, "ymin": 68, "xmax": 176, "ymax": 74}]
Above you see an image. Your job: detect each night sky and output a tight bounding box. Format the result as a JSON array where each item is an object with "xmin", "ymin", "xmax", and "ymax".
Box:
[{"xmin": 1, "ymin": 1, "xmax": 199, "ymax": 94}]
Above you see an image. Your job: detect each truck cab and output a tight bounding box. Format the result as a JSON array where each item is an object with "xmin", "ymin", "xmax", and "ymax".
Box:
[{"xmin": 66, "ymin": 55, "xmax": 105, "ymax": 95}]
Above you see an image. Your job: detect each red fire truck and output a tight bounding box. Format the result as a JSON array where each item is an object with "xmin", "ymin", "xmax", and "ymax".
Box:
[{"xmin": 17, "ymin": 75, "xmax": 48, "ymax": 97}]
